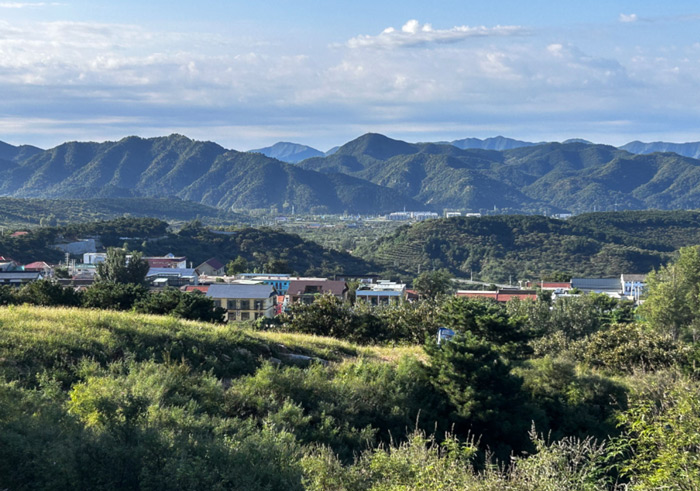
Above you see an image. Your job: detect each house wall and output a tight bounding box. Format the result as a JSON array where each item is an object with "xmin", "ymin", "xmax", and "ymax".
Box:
[{"xmin": 213, "ymin": 296, "xmax": 276, "ymax": 321}]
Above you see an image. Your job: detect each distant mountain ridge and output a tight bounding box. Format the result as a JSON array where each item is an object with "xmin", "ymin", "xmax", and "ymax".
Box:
[
  {"xmin": 449, "ymin": 136, "xmax": 538, "ymax": 151},
  {"xmin": 245, "ymin": 136, "xmax": 700, "ymax": 162},
  {"xmin": 298, "ymin": 133, "xmax": 700, "ymax": 213},
  {"xmin": 6, "ymin": 133, "xmax": 700, "ymax": 214},
  {"xmin": 620, "ymin": 140, "xmax": 700, "ymax": 159},
  {"xmin": 0, "ymin": 140, "xmax": 43, "ymax": 163},
  {"xmin": 248, "ymin": 142, "xmax": 325, "ymax": 163},
  {"xmin": 0, "ymin": 134, "xmax": 423, "ymax": 214}
]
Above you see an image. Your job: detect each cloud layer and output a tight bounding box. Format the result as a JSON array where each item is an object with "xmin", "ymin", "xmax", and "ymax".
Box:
[
  {"xmin": 0, "ymin": 16, "xmax": 699, "ymax": 149},
  {"xmin": 347, "ymin": 19, "xmax": 526, "ymax": 49}
]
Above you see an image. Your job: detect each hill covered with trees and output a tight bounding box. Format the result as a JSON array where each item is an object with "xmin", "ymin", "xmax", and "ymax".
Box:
[
  {"xmin": 356, "ymin": 210, "xmax": 700, "ymax": 282},
  {"xmin": 0, "ymin": 134, "xmax": 422, "ymax": 214},
  {"xmin": 6, "ymin": 133, "xmax": 700, "ymax": 215},
  {"xmin": 0, "ymin": 217, "xmax": 376, "ymax": 276},
  {"xmin": 0, "ymin": 197, "xmax": 244, "ymax": 228},
  {"xmin": 299, "ymin": 133, "xmax": 700, "ymax": 213},
  {"xmin": 3, "ymin": 249, "xmax": 700, "ymax": 488}
]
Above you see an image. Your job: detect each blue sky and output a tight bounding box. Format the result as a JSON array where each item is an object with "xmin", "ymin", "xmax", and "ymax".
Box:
[{"xmin": 1, "ymin": 1, "xmax": 700, "ymax": 151}]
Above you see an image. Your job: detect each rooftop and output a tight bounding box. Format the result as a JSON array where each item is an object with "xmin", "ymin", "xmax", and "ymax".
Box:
[{"xmin": 206, "ymin": 283, "xmax": 276, "ymax": 299}]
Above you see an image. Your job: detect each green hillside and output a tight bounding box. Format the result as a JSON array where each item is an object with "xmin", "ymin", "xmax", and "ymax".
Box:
[
  {"xmin": 1, "ymin": 288, "xmax": 695, "ymax": 488},
  {"xmin": 1, "ymin": 134, "xmax": 423, "ymax": 214},
  {"xmin": 8, "ymin": 133, "xmax": 700, "ymax": 214},
  {"xmin": 357, "ymin": 210, "xmax": 700, "ymax": 282},
  {"xmin": 0, "ymin": 197, "xmax": 245, "ymax": 228},
  {"xmin": 301, "ymin": 134, "xmax": 700, "ymax": 213},
  {"xmin": 0, "ymin": 216, "xmax": 376, "ymax": 275}
]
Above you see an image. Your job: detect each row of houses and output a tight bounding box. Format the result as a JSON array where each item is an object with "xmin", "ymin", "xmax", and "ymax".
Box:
[
  {"xmin": 1, "ymin": 247, "xmax": 650, "ymax": 322},
  {"xmin": 460, "ymin": 274, "xmax": 647, "ymax": 303}
]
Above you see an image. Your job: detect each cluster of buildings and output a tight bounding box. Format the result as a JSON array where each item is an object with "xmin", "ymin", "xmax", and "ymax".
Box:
[
  {"xmin": 1, "ymin": 252, "xmax": 415, "ymax": 322},
  {"xmin": 1, "ymin": 245, "xmax": 649, "ymax": 322},
  {"xmin": 457, "ymin": 274, "xmax": 647, "ymax": 304},
  {"xmin": 386, "ymin": 211, "xmax": 482, "ymax": 221}
]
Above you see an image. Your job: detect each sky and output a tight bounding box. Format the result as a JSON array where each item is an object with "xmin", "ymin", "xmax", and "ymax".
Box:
[{"xmin": 1, "ymin": 1, "xmax": 700, "ymax": 151}]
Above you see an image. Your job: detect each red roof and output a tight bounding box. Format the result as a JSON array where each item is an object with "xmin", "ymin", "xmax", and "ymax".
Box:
[
  {"xmin": 540, "ymin": 282, "xmax": 571, "ymax": 289},
  {"xmin": 457, "ymin": 291, "xmax": 498, "ymax": 300},
  {"xmin": 10, "ymin": 231, "xmax": 28, "ymax": 237},
  {"xmin": 182, "ymin": 285, "xmax": 209, "ymax": 293},
  {"xmin": 456, "ymin": 290, "xmax": 537, "ymax": 303},
  {"xmin": 496, "ymin": 293, "xmax": 538, "ymax": 302},
  {"xmin": 147, "ymin": 257, "xmax": 186, "ymax": 268},
  {"xmin": 24, "ymin": 261, "xmax": 52, "ymax": 271}
]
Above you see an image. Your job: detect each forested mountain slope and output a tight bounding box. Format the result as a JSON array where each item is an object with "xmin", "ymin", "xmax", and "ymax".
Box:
[
  {"xmin": 356, "ymin": 211, "xmax": 700, "ymax": 282},
  {"xmin": 300, "ymin": 134, "xmax": 700, "ymax": 213},
  {"xmin": 0, "ymin": 135, "xmax": 422, "ymax": 214}
]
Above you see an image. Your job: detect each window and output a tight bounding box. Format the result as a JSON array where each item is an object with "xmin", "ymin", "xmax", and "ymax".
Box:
[
  {"xmin": 241, "ymin": 312, "xmax": 250, "ymax": 320},
  {"xmin": 254, "ymin": 300, "xmax": 264, "ymax": 310},
  {"xmin": 239, "ymin": 299, "xmax": 250, "ymax": 310},
  {"xmin": 227, "ymin": 300, "xmax": 236, "ymax": 310}
]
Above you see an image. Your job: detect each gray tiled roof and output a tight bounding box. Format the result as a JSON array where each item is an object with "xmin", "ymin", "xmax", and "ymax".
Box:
[
  {"xmin": 206, "ymin": 283, "xmax": 275, "ymax": 299},
  {"xmin": 147, "ymin": 268, "xmax": 198, "ymax": 277},
  {"xmin": 0, "ymin": 272, "xmax": 42, "ymax": 280},
  {"xmin": 287, "ymin": 280, "xmax": 346, "ymax": 296}
]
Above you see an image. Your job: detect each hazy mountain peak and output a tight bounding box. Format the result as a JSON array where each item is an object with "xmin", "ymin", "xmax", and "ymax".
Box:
[
  {"xmin": 248, "ymin": 141, "xmax": 324, "ymax": 163},
  {"xmin": 451, "ymin": 136, "xmax": 536, "ymax": 151},
  {"xmin": 620, "ymin": 140, "xmax": 700, "ymax": 159}
]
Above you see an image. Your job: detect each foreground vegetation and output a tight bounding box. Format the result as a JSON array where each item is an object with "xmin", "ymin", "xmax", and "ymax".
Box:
[
  {"xmin": 4, "ymin": 249, "xmax": 700, "ymax": 489},
  {"xmin": 5, "ymin": 226, "xmax": 700, "ymax": 488}
]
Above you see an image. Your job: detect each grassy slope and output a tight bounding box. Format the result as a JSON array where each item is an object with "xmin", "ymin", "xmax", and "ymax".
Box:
[{"xmin": 0, "ymin": 305, "xmax": 421, "ymax": 387}]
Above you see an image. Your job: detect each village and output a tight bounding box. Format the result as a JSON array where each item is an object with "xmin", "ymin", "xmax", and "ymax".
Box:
[{"xmin": 0, "ymin": 239, "xmax": 648, "ymax": 323}]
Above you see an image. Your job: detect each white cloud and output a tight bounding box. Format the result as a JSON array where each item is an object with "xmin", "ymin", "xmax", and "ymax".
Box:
[
  {"xmin": 347, "ymin": 19, "xmax": 526, "ymax": 49},
  {"xmin": 619, "ymin": 13, "xmax": 638, "ymax": 23},
  {"xmin": 2, "ymin": 16, "xmax": 700, "ymax": 151}
]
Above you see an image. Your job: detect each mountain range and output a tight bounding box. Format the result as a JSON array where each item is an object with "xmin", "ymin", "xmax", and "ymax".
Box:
[
  {"xmin": 248, "ymin": 136, "xmax": 700, "ymax": 162},
  {"xmin": 4, "ymin": 133, "xmax": 700, "ymax": 214},
  {"xmin": 0, "ymin": 134, "xmax": 422, "ymax": 214},
  {"xmin": 298, "ymin": 133, "xmax": 700, "ymax": 213}
]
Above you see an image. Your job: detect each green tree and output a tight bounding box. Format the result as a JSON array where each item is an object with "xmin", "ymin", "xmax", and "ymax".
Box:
[
  {"xmin": 439, "ymin": 297, "xmax": 531, "ymax": 359},
  {"xmin": 413, "ymin": 269, "xmax": 453, "ymax": 301},
  {"xmin": 264, "ymin": 258, "xmax": 290, "ymax": 274},
  {"xmin": 639, "ymin": 245, "xmax": 700, "ymax": 340},
  {"xmin": 226, "ymin": 256, "xmax": 249, "ymax": 275},
  {"xmin": 82, "ymin": 282, "xmax": 149, "ymax": 311},
  {"xmin": 581, "ymin": 323, "xmax": 682, "ymax": 374},
  {"xmin": 612, "ymin": 373, "xmax": 700, "ymax": 488},
  {"xmin": 0, "ymin": 284, "xmax": 17, "ymax": 306},
  {"xmin": 425, "ymin": 331, "xmax": 530, "ymax": 454},
  {"xmin": 135, "ymin": 288, "xmax": 225, "ymax": 323},
  {"xmin": 16, "ymin": 279, "xmax": 82, "ymax": 307},
  {"xmin": 96, "ymin": 248, "xmax": 150, "ymax": 285},
  {"xmin": 281, "ymin": 293, "xmax": 355, "ymax": 339}
]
